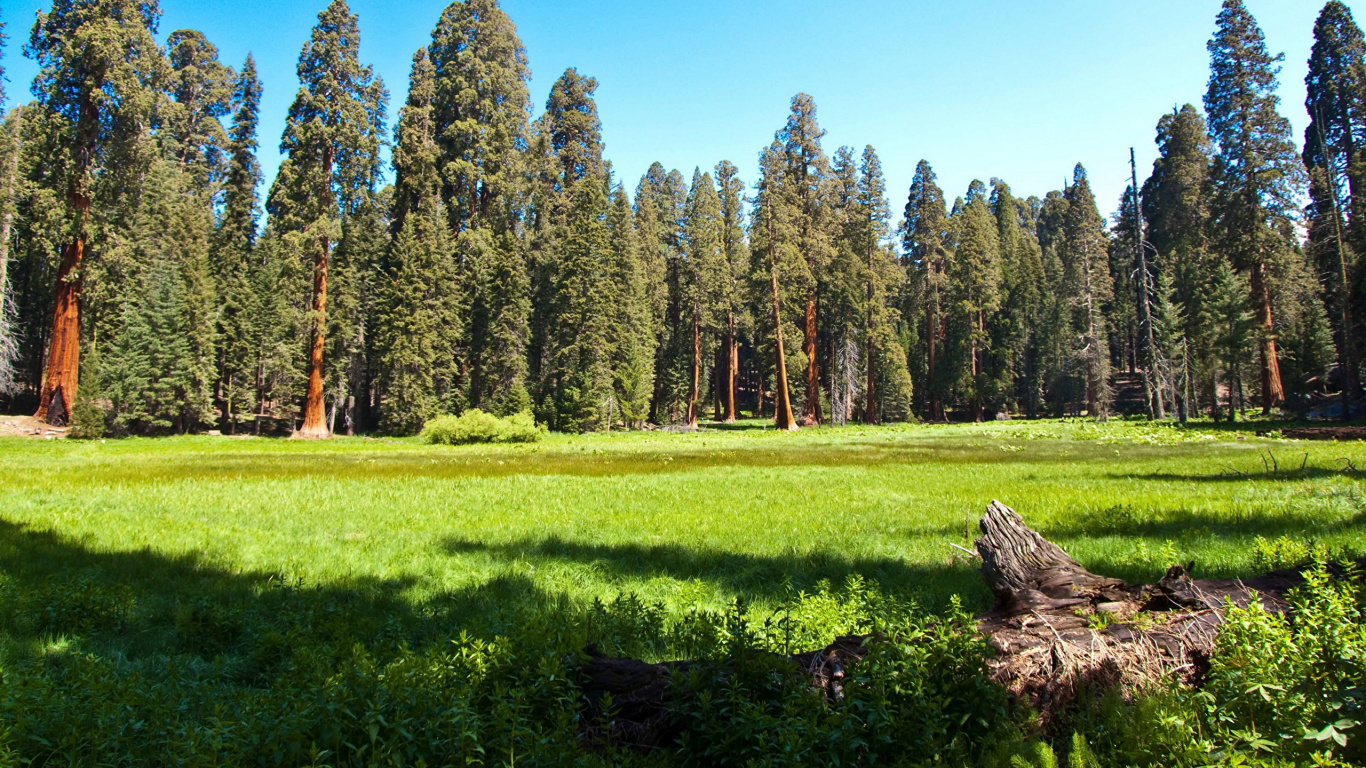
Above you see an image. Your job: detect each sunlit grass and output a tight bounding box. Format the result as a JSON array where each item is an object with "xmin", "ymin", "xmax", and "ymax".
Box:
[{"xmin": 0, "ymin": 417, "xmax": 1362, "ymax": 637}]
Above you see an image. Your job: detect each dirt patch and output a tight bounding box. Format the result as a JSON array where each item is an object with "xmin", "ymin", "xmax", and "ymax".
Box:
[
  {"xmin": 0, "ymin": 415, "xmax": 68, "ymax": 439},
  {"xmin": 1277, "ymin": 426, "xmax": 1366, "ymax": 441}
]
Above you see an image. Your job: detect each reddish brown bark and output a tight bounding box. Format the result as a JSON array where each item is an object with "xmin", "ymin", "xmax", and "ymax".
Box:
[
  {"xmin": 800, "ymin": 294, "xmax": 821, "ymax": 426},
  {"xmin": 37, "ymin": 185, "xmax": 91, "ymax": 425},
  {"xmin": 37, "ymin": 231, "xmax": 85, "ymax": 425},
  {"xmin": 768, "ymin": 212, "xmax": 797, "ymax": 432},
  {"xmin": 296, "ymin": 234, "xmax": 331, "ymax": 439},
  {"xmin": 38, "ymin": 92, "xmax": 99, "ymax": 427},
  {"xmin": 723, "ymin": 315, "xmax": 738, "ymax": 423},
  {"xmin": 926, "ymin": 285, "xmax": 944, "ymax": 422},
  {"xmin": 685, "ymin": 312, "xmax": 701, "ymax": 429},
  {"xmin": 1249, "ymin": 261, "xmax": 1284, "ymax": 414}
]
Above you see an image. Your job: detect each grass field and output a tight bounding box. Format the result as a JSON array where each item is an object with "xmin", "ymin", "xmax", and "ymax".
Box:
[
  {"xmin": 1, "ymin": 418, "xmax": 1364, "ymax": 653},
  {"xmin": 1, "ymin": 418, "xmax": 1364, "ymax": 765}
]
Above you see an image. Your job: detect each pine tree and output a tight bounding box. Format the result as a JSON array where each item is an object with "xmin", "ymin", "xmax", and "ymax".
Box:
[
  {"xmin": 26, "ymin": 0, "xmax": 168, "ymax": 424},
  {"xmin": 682, "ymin": 168, "xmax": 723, "ymax": 428},
  {"xmin": 1142, "ymin": 104, "xmax": 1216, "ymax": 419},
  {"xmin": 531, "ymin": 68, "xmax": 612, "ymax": 430},
  {"xmin": 213, "ymin": 55, "xmax": 263, "ymax": 432},
  {"xmin": 636, "ymin": 162, "xmax": 686, "ymax": 423},
  {"xmin": 377, "ymin": 48, "xmax": 461, "ymax": 434},
  {"xmin": 527, "ymin": 68, "xmax": 605, "ymax": 424},
  {"xmin": 1062, "ymin": 165, "xmax": 1114, "ymax": 418},
  {"xmin": 714, "ymin": 160, "xmax": 749, "ymax": 423},
  {"xmin": 429, "ymin": 0, "xmax": 529, "ymax": 233},
  {"xmin": 948, "ymin": 180, "xmax": 1003, "ymax": 420},
  {"xmin": 902, "ymin": 160, "xmax": 950, "ymax": 420},
  {"xmin": 1208, "ymin": 256, "xmax": 1255, "ymax": 420},
  {"xmin": 269, "ymin": 0, "xmax": 386, "ymax": 438},
  {"xmin": 990, "ymin": 180, "xmax": 1045, "ymax": 416},
  {"xmin": 853, "ymin": 146, "xmax": 911, "ymax": 422},
  {"xmin": 1304, "ymin": 0, "xmax": 1366, "ymax": 416},
  {"xmin": 428, "ymin": 0, "xmax": 532, "ymax": 413},
  {"xmin": 1036, "ymin": 190, "xmax": 1076, "ymax": 415},
  {"xmin": 1205, "ymin": 0, "xmax": 1305, "ymax": 413},
  {"xmin": 827, "ymin": 146, "xmax": 865, "ymax": 424},
  {"xmin": 548, "ymin": 177, "xmax": 614, "ymax": 431},
  {"xmin": 163, "ymin": 30, "xmax": 234, "ymax": 185},
  {"xmin": 104, "ymin": 159, "xmax": 217, "ymax": 433},
  {"xmin": 607, "ymin": 184, "xmax": 654, "ymax": 427}
]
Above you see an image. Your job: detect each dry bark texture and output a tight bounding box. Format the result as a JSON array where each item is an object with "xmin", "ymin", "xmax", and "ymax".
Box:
[{"xmin": 579, "ymin": 500, "xmax": 1354, "ymax": 746}]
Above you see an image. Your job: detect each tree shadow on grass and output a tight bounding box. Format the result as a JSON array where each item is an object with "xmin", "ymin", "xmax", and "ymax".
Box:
[
  {"xmin": 1041, "ymin": 503, "xmax": 1366, "ymax": 542},
  {"xmin": 441, "ymin": 534, "xmax": 992, "ymax": 612},
  {"xmin": 0, "ymin": 517, "xmax": 584, "ymax": 665},
  {"xmin": 1128, "ymin": 461, "xmax": 1366, "ymax": 484},
  {"xmin": 0, "ymin": 514, "xmax": 993, "ymax": 668}
]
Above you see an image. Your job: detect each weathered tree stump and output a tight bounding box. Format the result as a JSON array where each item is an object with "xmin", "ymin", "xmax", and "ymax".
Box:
[{"xmin": 579, "ymin": 500, "xmax": 1359, "ymax": 745}]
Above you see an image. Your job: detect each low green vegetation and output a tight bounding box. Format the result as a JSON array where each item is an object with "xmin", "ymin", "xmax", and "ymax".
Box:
[
  {"xmin": 420, "ymin": 409, "xmax": 544, "ymax": 445},
  {"xmin": 0, "ymin": 420, "xmax": 1362, "ymax": 765}
]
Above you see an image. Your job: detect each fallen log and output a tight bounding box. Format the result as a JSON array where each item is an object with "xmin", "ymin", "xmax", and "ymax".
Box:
[{"xmin": 579, "ymin": 500, "xmax": 1357, "ymax": 746}]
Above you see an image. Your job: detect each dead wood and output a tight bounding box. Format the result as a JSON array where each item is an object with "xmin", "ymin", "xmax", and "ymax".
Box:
[{"xmin": 578, "ymin": 500, "xmax": 1360, "ymax": 746}]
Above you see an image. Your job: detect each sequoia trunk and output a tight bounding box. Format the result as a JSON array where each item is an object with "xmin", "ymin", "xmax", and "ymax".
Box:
[
  {"xmin": 1249, "ymin": 261, "xmax": 1284, "ymax": 414},
  {"xmin": 769, "ymin": 212, "xmax": 797, "ymax": 431},
  {"xmin": 296, "ymin": 235, "xmax": 331, "ymax": 438},
  {"xmin": 800, "ymin": 294, "xmax": 821, "ymax": 426},
  {"xmin": 37, "ymin": 189, "xmax": 90, "ymax": 425},
  {"xmin": 723, "ymin": 314, "xmax": 738, "ymax": 423},
  {"xmin": 685, "ymin": 311, "xmax": 701, "ymax": 429}
]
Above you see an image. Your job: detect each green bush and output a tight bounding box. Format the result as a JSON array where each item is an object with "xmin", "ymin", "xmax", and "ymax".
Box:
[
  {"xmin": 421, "ymin": 409, "xmax": 544, "ymax": 445},
  {"xmin": 1067, "ymin": 560, "xmax": 1365, "ymax": 768},
  {"xmin": 67, "ymin": 391, "xmax": 106, "ymax": 440}
]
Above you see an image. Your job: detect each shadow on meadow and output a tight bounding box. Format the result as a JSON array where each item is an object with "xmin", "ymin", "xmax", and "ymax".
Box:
[
  {"xmin": 440, "ymin": 534, "xmax": 994, "ymax": 611},
  {"xmin": 0, "ymin": 517, "xmax": 584, "ymax": 666},
  {"xmin": 0, "ymin": 515, "xmax": 989, "ymax": 666},
  {"xmin": 1130, "ymin": 463, "xmax": 1366, "ymax": 483}
]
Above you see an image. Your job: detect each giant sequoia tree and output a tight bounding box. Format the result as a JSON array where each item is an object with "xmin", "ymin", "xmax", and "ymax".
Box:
[
  {"xmin": 775, "ymin": 95, "xmax": 834, "ymax": 426},
  {"xmin": 5, "ymin": 0, "xmax": 1357, "ymax": 434},
  {"xmin": 1204, "ymin": 0, "xmax": 1304, "ymax": 414},
  {"xmin": 27, "ymin": 0, "xmax": 167, "ymax": 424},
  {"xmin": 269, "ymin": 0, "xmax": 385, "ymax": 438}
]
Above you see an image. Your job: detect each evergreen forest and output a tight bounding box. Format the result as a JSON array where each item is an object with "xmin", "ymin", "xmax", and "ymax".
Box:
[{"xmin": 0, "ymin": 0, "xmax": 1363, "ymax": 435}]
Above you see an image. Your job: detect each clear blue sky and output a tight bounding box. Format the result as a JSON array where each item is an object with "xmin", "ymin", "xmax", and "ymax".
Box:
[{"xmin": 0, "ymin": 0, "xmax": 1355, "ymax": 224}]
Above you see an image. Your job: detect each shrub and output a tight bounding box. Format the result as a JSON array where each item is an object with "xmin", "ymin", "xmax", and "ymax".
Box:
[
  {"xmin": 420, "ymin": 409, "xmax": 543, "ymax": 445},
  {"xmin": 67, "ymin": 391, "xmax": 107, "ymax": 440}
]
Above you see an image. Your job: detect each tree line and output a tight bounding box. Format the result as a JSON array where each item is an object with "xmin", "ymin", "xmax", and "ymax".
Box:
[{"xmin": 0, "ymin": 0, "xmax": 1359, "ymax": 436}]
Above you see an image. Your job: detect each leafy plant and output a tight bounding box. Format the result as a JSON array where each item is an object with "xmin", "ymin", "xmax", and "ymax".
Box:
[{"xmin": 421, "ymin": 408, "xmax": 544, "ymax": 445}]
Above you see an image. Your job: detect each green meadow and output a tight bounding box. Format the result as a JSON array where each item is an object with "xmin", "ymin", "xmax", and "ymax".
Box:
[
  {"xmin": 1, "ymin": 420, "xmax": 1365, "ymax": 766},
  {"xmin": 1, "ymin": 419, "xmax": 1362, "ymax": 644}
]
